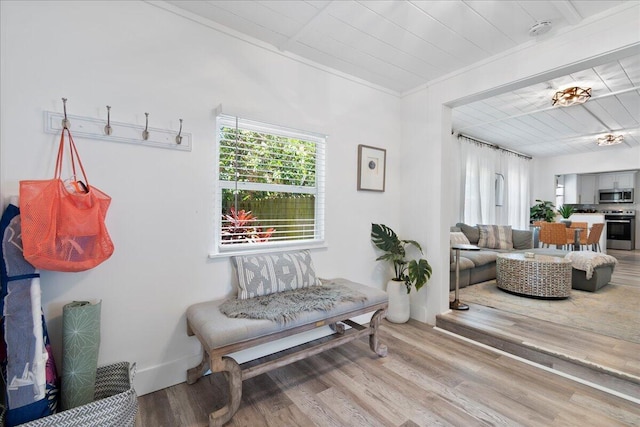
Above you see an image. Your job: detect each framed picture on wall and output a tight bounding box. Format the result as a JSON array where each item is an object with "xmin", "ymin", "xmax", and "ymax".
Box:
[{"xmin": 357, "ymin": 144, "xmax": 386, "ymax": 192}]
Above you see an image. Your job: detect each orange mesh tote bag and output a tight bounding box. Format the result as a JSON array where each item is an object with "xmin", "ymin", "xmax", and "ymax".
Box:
[{"xmin": 20, "ymin": 128, "xmax": 114, "ymax": 272}]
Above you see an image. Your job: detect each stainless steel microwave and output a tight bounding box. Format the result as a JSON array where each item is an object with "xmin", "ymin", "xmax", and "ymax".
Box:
[{"xmin": 599, "ymin": 188, "xmax": 634, "ymax": 204}]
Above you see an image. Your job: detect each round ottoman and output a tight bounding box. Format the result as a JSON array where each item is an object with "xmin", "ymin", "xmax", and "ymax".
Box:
[{"xmin": 496, "ymin": 253, "xmax": 572, "ymax": 299}]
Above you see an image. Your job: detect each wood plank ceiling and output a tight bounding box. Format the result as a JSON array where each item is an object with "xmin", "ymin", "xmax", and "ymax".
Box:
[{"xmin": 166, "ymin": 0, "xmax": 639, "ymax": 158}]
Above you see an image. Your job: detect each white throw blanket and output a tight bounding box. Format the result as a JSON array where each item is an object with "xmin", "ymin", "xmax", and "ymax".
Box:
[{"xmin": 565, "ymin": 251, "xmax": 617, "ymax": 280}]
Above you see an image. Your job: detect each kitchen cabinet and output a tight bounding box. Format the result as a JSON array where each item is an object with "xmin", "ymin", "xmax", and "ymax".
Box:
[
  {"xmin": 578, "ymin": 174, "xmax": 597, "ymax": 204},
  {"xmin": 562, "ymin": 174, "xmax": 578, "ymax": 204},
  {"xmin": 598, "ymin": 171, "xmax": 636, "ymax": 189}
]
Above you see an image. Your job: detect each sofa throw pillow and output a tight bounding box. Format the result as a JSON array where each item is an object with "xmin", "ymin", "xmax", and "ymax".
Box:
[
  {"xmin": 455, "ymin": 223, "xmax": 480, "ymax": 244},
  {"xmin": 512, "ymin": 229, "xmax": 533, "ymax": 250},
  {"xmin": 477, "ymin": 225, "xmax": 513, "ymax": 250},
  {"xmin": 450, "ymin": 231, "xmax": 471, "ymax": 246},
  {"xmin": 232, "ymin": 250, "xmax": 321, "ymax": 300}
]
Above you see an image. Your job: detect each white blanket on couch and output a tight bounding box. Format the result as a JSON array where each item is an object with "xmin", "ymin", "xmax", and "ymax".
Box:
[{"xmin": 564, "ymin": 251, "xmax": 617, "ymax": 280}]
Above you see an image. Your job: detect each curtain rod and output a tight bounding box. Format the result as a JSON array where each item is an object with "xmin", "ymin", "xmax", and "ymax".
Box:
[{"xmin": 456, "ymin": 133, "xmax": 532, "ymax": 160}]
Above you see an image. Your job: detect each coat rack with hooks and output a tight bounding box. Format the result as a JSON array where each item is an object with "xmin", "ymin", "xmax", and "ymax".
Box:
[{"xmin": 43, "ymin": 99, "xmax": 191, "ymax": 151}]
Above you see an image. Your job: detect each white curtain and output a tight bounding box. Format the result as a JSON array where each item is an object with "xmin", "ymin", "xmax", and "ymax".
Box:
[
  {"xmin": 502, "ymin": 150, "xmax": 530, "ymax": 229},
  {"xmin": 461, "ymin": 140, "xmax": 497, "ymax": 225},
  {"xmin": 459, "ymin": 136, "xmax": 530, "ymax": 229}
]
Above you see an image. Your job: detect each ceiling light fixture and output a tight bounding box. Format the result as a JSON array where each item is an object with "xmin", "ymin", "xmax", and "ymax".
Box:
[
  {"xmin": 551, "ymin": 86, "xmax": 591, "ymax": 107},
  {"xmin": 529, "ymin": 21, "xmax": 552, "ymax": 37},
  {"xmin": 596, "ymin": 134, "xmax": 624, "ymax": 146}
]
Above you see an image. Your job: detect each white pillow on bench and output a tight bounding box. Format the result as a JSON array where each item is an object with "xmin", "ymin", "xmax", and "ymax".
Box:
[{"xmin": 232, "ymin": 250, "xmax": 321, "ymax": 299}]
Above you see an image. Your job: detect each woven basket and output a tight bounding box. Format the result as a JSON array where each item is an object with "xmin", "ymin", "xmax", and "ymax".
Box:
[{"xmin": 19, "ymin": 362, "xmax": 137, "ymax": 427}]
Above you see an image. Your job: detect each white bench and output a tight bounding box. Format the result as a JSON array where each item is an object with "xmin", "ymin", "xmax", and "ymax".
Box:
[{"xmin": 185, "ymin": 252, "xmax": 388, "ymax": 427}]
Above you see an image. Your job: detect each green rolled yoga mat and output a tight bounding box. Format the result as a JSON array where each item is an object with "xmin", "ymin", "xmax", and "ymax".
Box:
[{"xmin": 61, "ymin": 300, "xmax": 101, "ymax": 410}]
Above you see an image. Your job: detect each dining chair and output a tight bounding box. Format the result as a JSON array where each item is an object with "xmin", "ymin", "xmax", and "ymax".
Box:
[
  {"xmin": 581, "ymin": 223, "xmax": 605, "ymax": 252},
  {"xmin": 539, "ymin": 222, "xmax": 569, "ymax": 249}
]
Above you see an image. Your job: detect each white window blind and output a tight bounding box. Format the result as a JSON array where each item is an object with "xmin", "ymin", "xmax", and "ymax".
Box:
[{"xmin": 213, "ymin": 114, "xmax": 325, "ymax": 254}]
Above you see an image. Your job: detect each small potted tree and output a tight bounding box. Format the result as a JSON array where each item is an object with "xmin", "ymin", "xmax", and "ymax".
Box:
[{"xmin": 371, "ymin": 223, "xmax": 432, "ymax": 323}]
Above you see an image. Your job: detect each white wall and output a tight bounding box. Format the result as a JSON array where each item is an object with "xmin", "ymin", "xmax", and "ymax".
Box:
[{"xmin": 0, "ymin": 1, "xmax": 403, "ymax": 395}]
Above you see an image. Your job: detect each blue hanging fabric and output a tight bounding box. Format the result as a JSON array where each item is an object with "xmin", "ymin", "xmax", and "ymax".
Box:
[{"xmin": 0, "ymin": 204, "xmax": 60, "ymax": 426}]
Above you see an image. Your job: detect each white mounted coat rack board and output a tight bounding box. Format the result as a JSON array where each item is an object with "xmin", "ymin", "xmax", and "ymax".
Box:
[{"xmin": 43, "ymin": 110, "xmax": 192, "ymax": 152}]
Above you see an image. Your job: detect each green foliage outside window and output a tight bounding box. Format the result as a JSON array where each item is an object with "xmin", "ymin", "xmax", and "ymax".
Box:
[
  {"xmin": 218, "ymin": 125, "xmax": 320, "ymax": 244},
  {"xmin": 219, "ymin": 127, "xmax": 316, "ymax": 193}
]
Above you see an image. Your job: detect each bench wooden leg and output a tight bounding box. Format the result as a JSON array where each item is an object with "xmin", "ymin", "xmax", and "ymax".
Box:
[
  {"xmin": 187, "ymin": 349, "xmax": 210, "ymax": 385},
  {"xmin": 209, "ymin": 356, "xmax": 242, "ymax": 427},
  {"xmin": 369, "ymin": 308, "xmax": 388, "ymax": 357},
  {"xmin": 329, "ymin": 322, "xmax": 345, "ymax": 334}
]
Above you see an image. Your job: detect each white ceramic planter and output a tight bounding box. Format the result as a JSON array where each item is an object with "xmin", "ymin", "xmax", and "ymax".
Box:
[{"xmin": 386, "ymin": 279, "xmax": 410, "ymax": 323}]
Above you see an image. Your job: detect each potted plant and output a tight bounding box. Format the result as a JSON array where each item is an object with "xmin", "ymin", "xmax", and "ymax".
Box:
[
  {"xmin": 530, "ymin": 199, "xmax": 556, "ymax": 224},
  {"xmin": 557, "ymin": 205, "xmax": 574, "ymax": 227},
  {"xmin": 371, "ymin": 223, "xmax": 432, "ymax": 323}
]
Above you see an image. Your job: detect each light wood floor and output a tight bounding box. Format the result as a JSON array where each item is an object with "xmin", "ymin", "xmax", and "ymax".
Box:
[
  {"xmin": 136, "ymin": 250, "xmax": 640, "ymax": 426},
  {"xmin": 437, "ymin": 303, "xmax": 640, "ymax": 397},
  {"xmin": 608, "ymin": 249, "xmax": 640, "ymax": 288},
  {"xmin": 436, "ymin": 249, "xmax": 640, "ymax": 397},
  {"xmin": 136, "ymin": 324, "xmax": 640, "ymax": 426}
]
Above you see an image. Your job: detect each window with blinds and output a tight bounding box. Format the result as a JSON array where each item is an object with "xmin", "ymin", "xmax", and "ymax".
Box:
[{"xmin": 214, "ymin": 114, "xmax": 325, "ymax": 253}]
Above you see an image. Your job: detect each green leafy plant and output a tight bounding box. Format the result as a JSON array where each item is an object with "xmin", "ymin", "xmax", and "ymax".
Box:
[
  {"xmin": 371, "ymin": 223, "xmax": 432, "ymax": 294},
  {"xmin": 557, "ymin": 204, "xmax": 574, "ymax": 219},
  {"xmin": 530, "ymin": 199, "xmax": 556, "ymax": 223}
]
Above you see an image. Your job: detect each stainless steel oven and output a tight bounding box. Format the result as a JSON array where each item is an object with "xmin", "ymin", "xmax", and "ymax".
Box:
[{"xmin": 602, "ymin": 210, "xmax": 636, "ymax": 250}]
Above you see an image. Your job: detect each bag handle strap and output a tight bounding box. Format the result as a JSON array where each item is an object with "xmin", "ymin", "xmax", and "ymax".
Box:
[{"xmin": 54, "ymin": 127, "xmax": 90, "ymax": 190}]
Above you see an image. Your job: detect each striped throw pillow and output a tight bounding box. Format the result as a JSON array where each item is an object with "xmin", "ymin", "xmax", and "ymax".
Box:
[{"xmin": 477, "ymin": 225, "xmax": 513, "ymax": 250}]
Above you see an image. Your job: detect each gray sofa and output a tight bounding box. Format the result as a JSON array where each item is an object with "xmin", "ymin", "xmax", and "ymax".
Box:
[
  {"xmin": 449, "ymin": 223, "xmax": 615, "ymax": 292},
  {"xmin": 450, "ymin": 223, "xmax": 534, "ymax": 291}
]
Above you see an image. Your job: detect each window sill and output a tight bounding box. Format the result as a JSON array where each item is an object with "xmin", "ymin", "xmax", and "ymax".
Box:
[{"xmin": 208, "ymin": 241, "xmax": 328, "ymax": 259}]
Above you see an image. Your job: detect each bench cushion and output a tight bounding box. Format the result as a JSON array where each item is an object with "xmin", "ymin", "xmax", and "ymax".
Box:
[
  {"xmin": 187, "ymin": 278, "xmax": 387, "ymax": 351},
  {"xmin": 232, "ymin": 250, "xmax": 321, "ymax": 299}
]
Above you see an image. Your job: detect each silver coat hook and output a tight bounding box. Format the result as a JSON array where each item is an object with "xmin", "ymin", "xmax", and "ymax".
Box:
[
  {"xmin": 176, "ymin": 119, "xmax": 183, "ymax": 144},
  {"xmin": 142, "ymin": 112, "xmax": 149, "ymax": 140},
  {"xmin": 104, "ymin": 105, "xmax": 113, "ymax": 135},
  {"xmin": 61, "ymin": 97, "xmax": 71, "ymax": 129}
]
